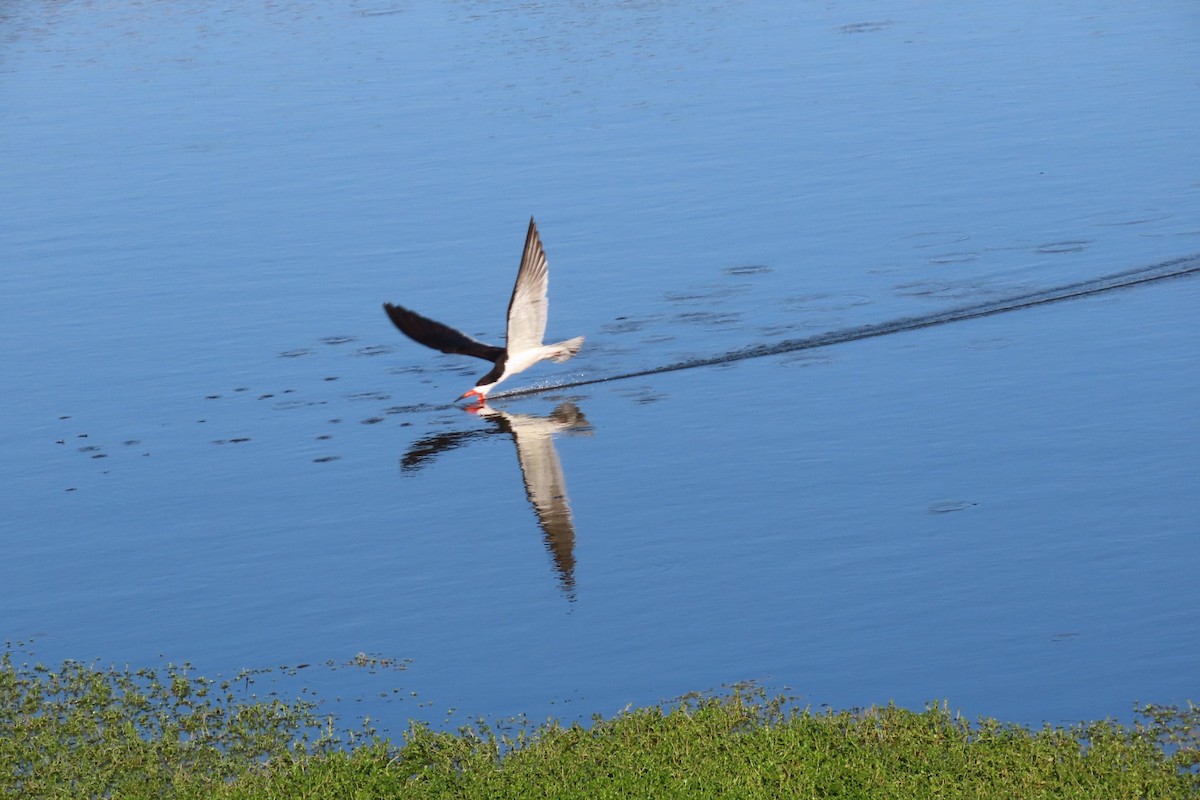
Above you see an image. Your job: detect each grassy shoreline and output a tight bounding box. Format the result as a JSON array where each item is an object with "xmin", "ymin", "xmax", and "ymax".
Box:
[{"xmin": 2, "ymin": 648, "xmax": 1196, "ymax": 798}]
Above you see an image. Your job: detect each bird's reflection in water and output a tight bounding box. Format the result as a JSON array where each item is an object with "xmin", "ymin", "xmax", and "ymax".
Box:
[{"xmin": 400, "ymin": 402, "xmax": 592, "ymax": 600}]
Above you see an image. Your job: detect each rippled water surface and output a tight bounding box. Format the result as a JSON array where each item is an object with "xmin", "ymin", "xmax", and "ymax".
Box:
[{"xmin": 3, "ymin": 1, "xmax": 1198, "ymax": 732}]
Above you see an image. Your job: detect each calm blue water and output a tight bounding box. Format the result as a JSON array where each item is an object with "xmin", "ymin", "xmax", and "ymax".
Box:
[{"xmin": 2, "ymin": 1, "xmax": 1198, "ymax": 733}]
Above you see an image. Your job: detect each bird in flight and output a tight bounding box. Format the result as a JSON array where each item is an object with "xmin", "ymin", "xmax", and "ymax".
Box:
[{"xmin": 384, "ymin": 218, "xmax": 584, "ymax": 404}]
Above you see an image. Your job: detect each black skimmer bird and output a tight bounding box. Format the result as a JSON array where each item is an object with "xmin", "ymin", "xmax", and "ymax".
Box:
[{"xmin": 384, "ymin": 218, "xmax": 585, "ymax": 403}]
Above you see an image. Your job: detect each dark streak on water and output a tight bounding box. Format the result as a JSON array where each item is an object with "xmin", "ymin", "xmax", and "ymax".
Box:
[
  {"xmin": 482, "ymin": 254, "xmax": 1197, "ymax": 403},
  {"xmin": 367, "ymin": 255, "xmax": 1200, "ymax": 415}
]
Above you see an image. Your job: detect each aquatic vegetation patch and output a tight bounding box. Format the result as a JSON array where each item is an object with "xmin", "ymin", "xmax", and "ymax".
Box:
[
  {"xmin": 0, "ymin": 644, "xmax": 384, "ymax": 798},
  {"xmin": 1, "ymin": 645, "xmax": 1196, "ymax": 799}
]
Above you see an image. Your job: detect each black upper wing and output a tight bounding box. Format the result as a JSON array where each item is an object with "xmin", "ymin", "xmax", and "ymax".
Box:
[{"xmin": 383, "ymin": 303, "xmax": 504, "ymax": 362}]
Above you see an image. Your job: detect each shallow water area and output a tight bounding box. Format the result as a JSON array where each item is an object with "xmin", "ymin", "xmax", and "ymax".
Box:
[{"xmin": 2, "ymin": 1, "xmax": 1198, "ymax": 734}]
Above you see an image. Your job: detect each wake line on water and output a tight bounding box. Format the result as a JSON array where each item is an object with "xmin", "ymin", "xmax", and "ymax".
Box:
[{"xmin": 398, "ymin": 254, "xmax": 1200, "ymax": 411}]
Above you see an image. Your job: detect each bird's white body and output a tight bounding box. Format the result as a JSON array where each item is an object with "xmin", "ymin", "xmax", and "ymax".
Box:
[
  {"xmin": 383, "ymin": 218, "xmax": 583, "ymax": 402},
  {"xmin": 472, "ymin": 339, "xmax": 585, "ymax": 399}
]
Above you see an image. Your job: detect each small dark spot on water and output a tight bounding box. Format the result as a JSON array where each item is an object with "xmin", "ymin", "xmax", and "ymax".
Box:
[
  {"xmin": 59, "ymin": 415, "xmax": 71, "ymax": 420},
  {"xmin": 663, "ymin": 290, "xmax": 712, "ymax": 303},
  {"xmin": 56, "ymin": 439, "xmax": 65, "ymax": 445},
  {"xmin": 329, "ymin": 419, "xmax": 342, "ymax": 424},
  {"xmin": 618, "ymin": 387, "xmax": 666, "ymax": 405},
  {"xmin": 324, "ymin": 376, "xmax": 339, "ymax": 382},
  {"xmin": 91, "ymin": 453, "xmax": 108, "ymax": 459},
  {"xmin": 212, "ymin": 437, "xmax": 251, "ymax": 445},
  {"xmin": 321, "ymin": 336, "xmax": 357, "ymax": 345},
  {"xmin": 1036, "ymin": 240, "xmax": 1090, "ymax": 254},
  {"xmin": 258, "ymin": 393, "xmax": 274, "ymax": 400},
  {"xmin": 723, "ymin": 264, "xmax": 772, "ymax": 275},
  {"xmin": 284, "ymin": 389, "xmax": 295, "ymax": 394},
  {"xmin": 235, "ymin": 387, "xmax": 248, "ymax": 392},
  {"xmin": 273, "ymin": 399, "xmax": 327, "ymax": 410},
  {"xmin": 836, "ymin": 20, "xmax": 893, "ymax": 33},
  {"xmin": 313, "ymin": 456, "xmax": 340, "ymax": 463},
  {"xmin": 927, "ymin": 500, "xmax": 977, "ymax": 514},
  {"xmin": 676, "ymin": 311, "xmax": 741, "ymax": 327},
  {"xmin": 928, "ymin": 251, "xmax": 979, "ymax": 265},
  {"xmin": 356, "ymin": 344, "xmax": 393, "ymax": 357},
  {"xmin": 278, "ymin": 349, "xmax": 312, "ymax": 358},
  {"xmin": 79, "ymin": 445, "xmax": 101, "ymax": 452},
  {"xmin": 123, "ymin": 440, "xmax": 140, "ymax": 446},
  {"xmin": 664, "ymin": 285, "xmax": 744, "ymax": 303},
  {"xmin": 602, "ymin": 316, "xmax": 656, "ymax": 334},
  {"xmin": 317, "ymin": 435, "xmax": 332, "ymax": 440},
  {"xmin": 65, "ymin": 487, "xmax": 77, "ymax": 492},
  {"xmin": 206, "ymin": 395, "xmax": 221, "ymax": 400},
  {"xmin": 361, "ymin": 417, "xmax": 385, "ymax": 425},
  {"xmin": 77, "ymin": 434, "xmax": 88, "ymax": 438}
]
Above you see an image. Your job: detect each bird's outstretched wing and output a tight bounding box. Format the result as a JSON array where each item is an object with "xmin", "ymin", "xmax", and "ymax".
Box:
[
  {"xmin": 504, "ymin": 217, "xmax": 550, "ymax": 354},
  {"xmin": 383, "ymin": 303, "xmax": 504, "ymax": 362}
]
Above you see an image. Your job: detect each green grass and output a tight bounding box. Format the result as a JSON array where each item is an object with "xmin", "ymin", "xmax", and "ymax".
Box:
[{"xmin": 2, "ymin": 645, "xmax": 1196, "ymax": 798}]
